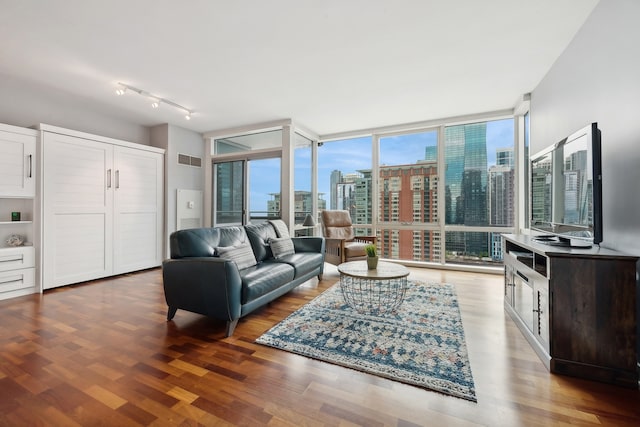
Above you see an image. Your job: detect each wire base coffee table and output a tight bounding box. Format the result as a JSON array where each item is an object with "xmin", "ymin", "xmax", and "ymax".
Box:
[{"xmin": 337, "ymin": 260, "xmax": 410, "ymax": 315}]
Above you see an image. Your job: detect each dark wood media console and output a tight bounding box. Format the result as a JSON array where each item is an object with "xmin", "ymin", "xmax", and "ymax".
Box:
[{"xmin": 503, "ymin": 234, "xmax": 639, "ymax": 388}]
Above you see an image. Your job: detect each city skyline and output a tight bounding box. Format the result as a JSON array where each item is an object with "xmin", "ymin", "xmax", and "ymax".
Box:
[{"xmin": 249, "ymin": 118, "xmax": 514, "ymax": 215}]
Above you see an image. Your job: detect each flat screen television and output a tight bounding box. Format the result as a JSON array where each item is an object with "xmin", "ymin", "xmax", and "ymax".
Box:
[{"xmin": 529, "ymin": 123, "xmax": 602, "ymax": 247}]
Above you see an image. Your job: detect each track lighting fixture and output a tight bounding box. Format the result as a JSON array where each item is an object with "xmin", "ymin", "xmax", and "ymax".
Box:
[{"xmin": 115, "ymin": 83, "xmax": 193, "ymax": 120}]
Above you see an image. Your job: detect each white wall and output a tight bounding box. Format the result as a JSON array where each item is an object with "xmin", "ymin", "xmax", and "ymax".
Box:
[
  {"xmin": 531, "ymin": 0, "xmax": 640, "ymax": 255},
  {"xmin": 0, "ymin": 73, "xmax": 150, "ymax": 145},
  {"xmin": 151, "ymin": 124, "xmax": 205, "ymax": 257}
]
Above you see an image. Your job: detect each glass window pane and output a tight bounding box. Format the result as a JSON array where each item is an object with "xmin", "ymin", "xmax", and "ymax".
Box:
[
  {"xmin": 379, "ymin": 130, "xmax": 438, "ymax": 225},
  {"xmin": 294, "ymin": 134, "xmax": 312, "ymax": 225},
  {"xmin": 318, "ymin": 136, "xmax": 371, "ymax": 226},
  {"xmin": 213, "ymin": 129, "xmax": 283, "ymax": 154},
  {"xmin": 250, "ymin": 158, "xmax": 281, "ymax": 222},
  {"xmin": 445, "ymin": 231, "xmax": 505, "ymax": 265},
  {"xmin": 378, "ymin": 228, "xmax": 442, "ymax": 263},
  {"xmin": 444, "ymin": 119, "xmax": 514, "ymax": 226},
  {"xmin": 215, "ymin": 161, "xmax": 243, "ymax": 225}
]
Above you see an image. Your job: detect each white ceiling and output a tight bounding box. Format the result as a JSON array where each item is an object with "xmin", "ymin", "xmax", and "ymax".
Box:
[{"xmin": 0, "ymin": 0, "xmax": 599, "ymax": 136}]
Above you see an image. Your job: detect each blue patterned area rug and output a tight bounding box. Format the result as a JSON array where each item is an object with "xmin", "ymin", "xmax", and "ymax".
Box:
[{"xmin": 256, "ymin": 280, "xmax": 476, "ymax": 402}]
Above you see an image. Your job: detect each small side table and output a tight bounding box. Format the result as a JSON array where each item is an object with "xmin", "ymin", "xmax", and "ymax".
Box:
[{"xmin": 337, "ymin": 260, "xmax": 410, "ymax": 315}]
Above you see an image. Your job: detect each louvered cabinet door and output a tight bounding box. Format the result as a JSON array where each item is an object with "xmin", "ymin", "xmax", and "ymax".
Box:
[
  {"xmin": 42, "ymin": 133, "xmax": 114, "ymax": 289},
  {"xmin": 112, "ymin": 146, "xmax": 163, "ymax": 274}
]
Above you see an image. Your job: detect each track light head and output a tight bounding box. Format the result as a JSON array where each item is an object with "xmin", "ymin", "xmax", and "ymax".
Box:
[
  {"xmin": 151, "ymin": 99, "xmax": 160, "ymax": 109},
  {"xmin": 115, "ymin": 87, "xmax": 127, "ymax": 96},
  {"xmin": 185, "ymin": 111, "xmax": 192, "ymax": 120}
]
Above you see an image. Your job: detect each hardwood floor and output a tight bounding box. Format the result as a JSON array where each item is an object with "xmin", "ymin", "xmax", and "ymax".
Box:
[{"xmin": 0, "ymin": 264, "xmax": 638, "ymax": 426}]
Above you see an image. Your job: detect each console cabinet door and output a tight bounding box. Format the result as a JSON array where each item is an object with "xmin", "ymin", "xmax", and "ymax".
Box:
[
  {"xmin": 533, "ymin": 282, "xmax": 550, "ymax": 352},
  {"xmin": 112, "ymin": 147, "xmax": 163, "ymax": 274},
  {"xmin": 42, "ymin": 133, "xmax": 114, "ymax": 289},
  {"xmin": 0, "ymin": 127, "xmax": 36, "ymax": 197}
]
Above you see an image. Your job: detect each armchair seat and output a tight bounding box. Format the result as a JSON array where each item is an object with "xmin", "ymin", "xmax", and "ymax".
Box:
[
  {"xmin": 344, "ymin": 241, "xmax": 367, "ymax": 258},
  {"xmin": 321, "ymin": 210, "xmax": 377, "ymax": 266}
]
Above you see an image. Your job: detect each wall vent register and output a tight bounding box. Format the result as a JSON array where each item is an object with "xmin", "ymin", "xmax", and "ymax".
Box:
[{"xmin": 178, "ymin": 153, "xmax": 202, "ymax": 167}]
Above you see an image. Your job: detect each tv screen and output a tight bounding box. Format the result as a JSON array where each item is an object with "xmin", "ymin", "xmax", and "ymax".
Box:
[{"xmin": 530, "ymin": 123, "xmax": 602, "ymax": 247}]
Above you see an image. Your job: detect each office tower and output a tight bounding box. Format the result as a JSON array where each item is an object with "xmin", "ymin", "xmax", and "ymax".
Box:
[
  {"xmin": 329, "ymin": 170, "xmax": 342, "ymax": 210},
  {"xmin": 444, "ymin": 123, "xmax": 489, "ymax": 257}
]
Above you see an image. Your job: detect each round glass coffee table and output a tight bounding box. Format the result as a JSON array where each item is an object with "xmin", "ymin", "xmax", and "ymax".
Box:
[{"xmin": 337, "ymin": 260, "xmax": 410, "ymax": 315}]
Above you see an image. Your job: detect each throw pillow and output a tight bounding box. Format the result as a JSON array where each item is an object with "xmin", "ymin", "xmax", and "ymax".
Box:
[
  {"xmin": 269, "ymin": 237, "xmax": 295, "ymax": 259},
  {"xmin": 216, "ymin": 243, "xmax": 257, "ymax": 270},
  {"xmin": 268, "ymin": 219, "xmax": 290, "ymax": 238}
]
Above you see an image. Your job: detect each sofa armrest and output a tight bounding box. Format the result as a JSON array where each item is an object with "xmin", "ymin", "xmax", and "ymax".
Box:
[
  {"xmin": 162, "ymin": 257, "xmax": 242, "ymax": 321},
  {"xmin": 292, "ymin": 236, "xmax": 325, "ymax": 254}
]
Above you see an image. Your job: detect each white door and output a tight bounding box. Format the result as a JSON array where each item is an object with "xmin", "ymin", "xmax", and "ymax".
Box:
[
  {"xmin": 112, "ymin": 147, "xmax": 163, "ymax": 274},
  {"xmin": 0, "ymin": 128, "xmax": 36, "ymax": 197},
  {"xmin": 43, "ymin": 133, "xmax": 114, "ymax": 289}
]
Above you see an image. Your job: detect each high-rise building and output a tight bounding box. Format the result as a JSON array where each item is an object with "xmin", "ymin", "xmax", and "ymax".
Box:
[
  {"xmin": 267, "ymin": 192, "xmax": 326, "ymax": 222},
  {"xmin": 424, "ymin": 145, "xmax": 437, "ymax": 162},
  {"xmin": 443, "ymin": 123, "xmax": 490, "ymax": 258},
  {"xmin": 215, "ymin": 162, "xmax": 243, "ymax": 223},
  {"xmin": 496, "ymin": 147, "xmax": 514, "ymax": 167},
  {"xmin": 336, "ymin": 182, "xmax": 356, "ymax": 211},
  {"xmin": 329, "ymin": 170, "xmax": 342, "ymax": 210},
  {"xmin": 378, "ymin": 163, "xmax": 439, "ymax": 261},
  {"xmin": 488, "ymin": 165, "xmax": 515, "ymax": 226},
  {"xmin": 354, "ymin": 170, "xmax": 372, "ymax": 234}
]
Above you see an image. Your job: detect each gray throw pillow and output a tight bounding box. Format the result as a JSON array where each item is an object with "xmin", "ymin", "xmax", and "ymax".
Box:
[
  {"xmin": 270, "ymin": 237, "xmax": 295, "ymax": 259},
  {"xmin": 216, "ymin": 243, "xmax": 257, "ymax": 269},
  {"xmin": 269, "ymin": 219, "xmax": 291, "ymax": 238}
]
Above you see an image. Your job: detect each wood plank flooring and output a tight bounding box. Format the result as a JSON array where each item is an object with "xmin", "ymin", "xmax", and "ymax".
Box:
[{"xmin": 0, "ymin": 264, "xmax": 638, "ymax": 426}]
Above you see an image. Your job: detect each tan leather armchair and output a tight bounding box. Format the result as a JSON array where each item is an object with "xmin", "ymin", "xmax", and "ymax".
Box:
[{"xmin": 321, "ymin": 210, "xmax": 377, "ymax": 265}]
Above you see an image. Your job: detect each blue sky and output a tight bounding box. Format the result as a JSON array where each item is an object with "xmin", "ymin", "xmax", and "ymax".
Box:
[{"xmin": 251, "ymin": 118, "xmax": 514, "ymax": 212}]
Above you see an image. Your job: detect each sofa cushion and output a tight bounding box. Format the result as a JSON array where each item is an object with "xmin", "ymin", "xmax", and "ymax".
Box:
[
  {"xmin": 270, "ymin": 237, "xmax": 295, "ymax": 259},
  {"xmin": 216, "ymin": 243, "xmax": 257, "ymax": 270},
  {"xmin": 273, "ymin": 252, "xmax": 324, "ymax": 278},
  {"xmin": 240, "ymin": 262, "xmax": 295, "ymax": 304}
]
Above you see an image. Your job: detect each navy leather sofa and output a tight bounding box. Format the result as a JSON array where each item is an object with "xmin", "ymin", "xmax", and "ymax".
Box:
[{"xmin": 162, "ymin": 220, "xmax": 325, "ymax": 336}]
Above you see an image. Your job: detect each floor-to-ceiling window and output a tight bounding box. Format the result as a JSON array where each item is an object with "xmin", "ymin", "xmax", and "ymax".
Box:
[
  {"xmin": 318, "ymin": 115, "xmax": 515, "ymax": 268},
  {"xmin": 214, "ymin": 160, "xmax": 244, "ymax": 225},
  {"xmin": 207, "ymin": 114, "xmax": 515, "ymax": 269},
  {"xmin": 294, "ymin": 133, "xmax": 313, "ymax": 226},
  {"xmin": 378, "ymin": 129, "xmax": 440, "ymax": 262},
  {"xmin": 211, "ymin": 129, "xmax": 282, "ymax": 226},
  {"xmin": 317, "ymin": 136, "xmax": 372, "ymax": 234},
  {"xmin": 443, "ymin": 118, "xmax": 514, "ymax": 265}
]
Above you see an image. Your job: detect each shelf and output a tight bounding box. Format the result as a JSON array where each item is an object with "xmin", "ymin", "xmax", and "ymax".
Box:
[{"xmin": 0, "ymin": 221, "xmax": 32, "ymax": 225}]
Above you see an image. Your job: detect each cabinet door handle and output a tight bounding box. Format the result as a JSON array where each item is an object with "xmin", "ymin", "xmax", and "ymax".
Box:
[
  {"xmin": 107, "ymin": 169, "xmax": 112, "ymax": 188},
  {"xmin": 28, "ymin": 154, "xmax": 33, "ymax": 178},
  {"xmin": 115, "ymin": 170, "xmax": 120, "ymax": 189}
]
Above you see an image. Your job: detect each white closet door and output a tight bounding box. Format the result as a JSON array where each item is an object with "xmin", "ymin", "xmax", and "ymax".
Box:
[
  {"xmin": 43, "ymin": 133, "xmax": 114, "ymax": 289},
  {"xmin": 112, "ymin": 147, "xmax": 163, "ymax": 274},
  {"xmin": 0, "ymin": 129, "xmax": 36, "ymax": 197}
]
